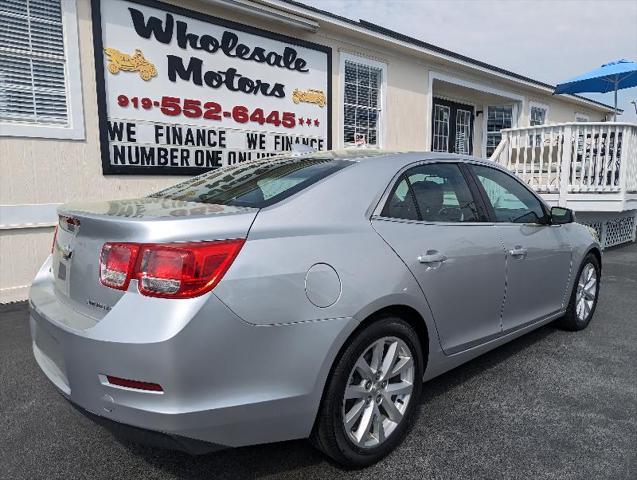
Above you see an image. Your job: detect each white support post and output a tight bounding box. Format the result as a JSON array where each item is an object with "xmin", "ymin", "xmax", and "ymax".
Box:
[
  {"xmin": 558, "ymin": 125, "xmax": 573, "ymax": 207},
  {"xmin": 618, "ymin": 126, "xmax": 632, "ymax": 199},
  {"xmin": 503, "ymin": 132, "xmax": 510, "ymax": 167}
]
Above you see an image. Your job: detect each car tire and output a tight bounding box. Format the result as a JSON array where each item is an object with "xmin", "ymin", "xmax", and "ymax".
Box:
[
  {"xmin": 311, "ymin": 316, "xmax": 423, "ymax": 468},
  {"xmin": 556, "ymin": 253, "xmax": 601, "ymax": 331}
]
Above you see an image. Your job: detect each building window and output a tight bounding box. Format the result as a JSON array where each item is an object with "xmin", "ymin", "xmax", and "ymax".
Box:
[
  {"xmin": 486, "ymin": 105, "xmax": 513, "ymax": 157},
  {"xmin": 342, "ymin": 54, "xmax": 385, "ymax": 147},
  {"xmin": 528, "ymin": 102, "xmax": 548, "ymax": 147},
  {"xmin": 575, "ymin": 113, "xmax": 590, "ymax": 122},
  {"xmin": 529, "ymin": 105, "xmax": 547, "ymax": 126},
  {"xmin": 0, "ymin": 0, "xmax": 84, "ymax": 139}
]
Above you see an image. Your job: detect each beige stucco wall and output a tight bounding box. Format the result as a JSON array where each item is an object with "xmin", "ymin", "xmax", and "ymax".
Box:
[{"xmin": 0, "ymin": 0, "xmax": 612, "ymax": 302}]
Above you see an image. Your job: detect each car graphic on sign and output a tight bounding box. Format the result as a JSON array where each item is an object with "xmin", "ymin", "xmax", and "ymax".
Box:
[
  {"xmin": 292, "ymin": 88, "xmax": 327, "ymax": 107},
  {"xmin": 104, "ymin": 48, "xmax": 157, "ymax": 81}
]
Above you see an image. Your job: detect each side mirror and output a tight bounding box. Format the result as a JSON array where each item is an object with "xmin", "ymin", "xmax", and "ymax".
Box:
[{"xmin": 550, "ymin": 206, "xmax": 574, "ymax": 225}]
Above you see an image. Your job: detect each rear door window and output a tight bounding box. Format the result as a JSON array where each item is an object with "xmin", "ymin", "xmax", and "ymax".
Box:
[
  {"xmin": 151, "ymin": 156, "xmax": 351, "ymax": 208},
  {"xmin": 383, "ymin": 163, "xmax": 480, "ymax": 222}
]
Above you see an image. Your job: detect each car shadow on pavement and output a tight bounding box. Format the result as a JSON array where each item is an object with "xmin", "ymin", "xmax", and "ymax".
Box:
[
  {"xmin": 418, "ymin": 323, "xmax": 557, "ymax": 405},
  {"xmin": 114, "ymin": 434, "xmax": 325, "ymax": 479},
  {"xmin": 109, "ymin": 323, "xmax": 558, "ymax": 479}
]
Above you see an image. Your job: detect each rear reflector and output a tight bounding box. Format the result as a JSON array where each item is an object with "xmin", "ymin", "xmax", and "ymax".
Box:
[
  {"xmin": 106, "ymin": 375, "xmax": 163, "ymax": 392},
  {"xmin": 99, "ymin": 239, "xmax": 245, "ymax": 298}
]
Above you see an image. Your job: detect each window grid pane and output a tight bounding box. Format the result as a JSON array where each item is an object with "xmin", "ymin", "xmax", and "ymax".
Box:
[
  {"xmin": 343, "ymin": 60, "xmax": 382, "ymax": 146},
  {"xmin": 0, "ymin": 0, "xmax": 68, "ymax": 125},
  {"xmin": 432, "ymin": 105, "xmax": 450, "ymax": 152},
  {"xmin": 455, "ymin": 109, "xmax": 471, "ymax": 154},
  {"xmin": 486, "ymin": 105, "xmax": 513, "ymax": 157},
  {"xmin": 529, "ymin": 106, "xmax": 546, "ymax": 147}
]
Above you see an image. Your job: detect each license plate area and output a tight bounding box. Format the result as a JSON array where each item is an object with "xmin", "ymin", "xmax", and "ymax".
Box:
[{"xmin": 52, "ymin": 217, "xmax": 79, "ymax": 297}]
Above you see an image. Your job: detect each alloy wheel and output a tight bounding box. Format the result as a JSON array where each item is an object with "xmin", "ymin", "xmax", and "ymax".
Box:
[
  {"xmin": 342, "ymin": 336, "xmax": 415, "ymax": 448},
  {"xmin": 575, "ymin": 263, "xmax": 598, "ymax": 322}
]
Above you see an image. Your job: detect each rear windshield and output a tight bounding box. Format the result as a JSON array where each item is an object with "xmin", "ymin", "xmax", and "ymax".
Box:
[{"xmin": 150, "ymin": 155, "xmax": 352, "ymax": 208}]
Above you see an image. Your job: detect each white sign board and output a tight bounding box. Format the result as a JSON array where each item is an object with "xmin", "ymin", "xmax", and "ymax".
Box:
[{"xmin": 93, "ymin": 0, "xmax": 331, "ymax": 175}]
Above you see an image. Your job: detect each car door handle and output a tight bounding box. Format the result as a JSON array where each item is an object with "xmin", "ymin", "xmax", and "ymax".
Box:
[
  {"xmin": 509, "ymin": 246, "xmax": 528, "ymax": 258},
  {"xmin": 418, "ymin": 251, "xmax": 448, "ymax": 264}
]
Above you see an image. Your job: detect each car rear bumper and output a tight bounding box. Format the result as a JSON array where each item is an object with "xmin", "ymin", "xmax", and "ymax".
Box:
[
  {"xmin": 29, "ymin": 258, "xmax": 357, "ymax": 449},
  {"xmin": 70, "ymin": 401, "xmax": 225, "ymax": 455}
]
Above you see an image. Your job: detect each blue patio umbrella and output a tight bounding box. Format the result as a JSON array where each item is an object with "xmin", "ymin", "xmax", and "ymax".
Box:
[{"xmin": 554, "ymin": 59, "xmax": 637, "ymax": 121}]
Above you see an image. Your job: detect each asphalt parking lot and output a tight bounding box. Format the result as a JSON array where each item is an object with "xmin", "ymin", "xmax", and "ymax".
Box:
[{"xmin": 1, "ymin": 243, "xmax": 636, "ymax": 480}]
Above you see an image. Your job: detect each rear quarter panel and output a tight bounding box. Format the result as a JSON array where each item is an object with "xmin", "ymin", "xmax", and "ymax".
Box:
[{"xmin": 213, "ymin": 156, "xmax": 437, "ymax": 329}]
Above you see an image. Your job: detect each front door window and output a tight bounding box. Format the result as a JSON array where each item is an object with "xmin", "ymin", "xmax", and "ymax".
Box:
[
  {"xmin": 431, "ymin": 98, "xmax": 474, "ymax": 154},
  {"xmin": 471, "ymin": 164, "xmax": 546, "ymax": 224}
]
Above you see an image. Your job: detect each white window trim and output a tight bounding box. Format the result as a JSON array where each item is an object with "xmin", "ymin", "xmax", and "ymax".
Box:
[
  {"xmin": 528, "ymin": 101, "xmax": 550, "ymax": 126},
  {"xmin": 482, "ymin": 103, "xmax": 519, "ymax": 158},
  {"xmin": 575, "ymin": 112, "xmax": 590, "ymax": 122},
  {"xmin": 339, "ymin": 52, "xmax": 387, "ymax": 149},
  {"xmin": 0, "ymin": 0, "xmax": 85, "ymax": 140}
]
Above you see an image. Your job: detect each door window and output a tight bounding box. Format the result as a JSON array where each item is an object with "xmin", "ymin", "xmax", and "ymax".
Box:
[
  {"xmin": 471, "ymin": 165, "xmax": 546, "ymax": 224},
  {"xmin": 383, "ymin": 163, "xmax": 479, "ymax": 222},
  {"xmin": 455, "ymin": 109, "xmax": 472, "ymax": 154},
  {"xmin": 432, "ymin": 105, "xmax": 450, "ymax": 152},
  {"xmin": 431, "ymin": 98, "xmax": 474, "ymax": 154}
]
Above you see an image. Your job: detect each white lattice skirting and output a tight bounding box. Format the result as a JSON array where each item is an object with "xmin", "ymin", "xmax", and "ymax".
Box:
[{"xmin": 577, "ymin": 210, "xmax": 637, "ymax": 249}]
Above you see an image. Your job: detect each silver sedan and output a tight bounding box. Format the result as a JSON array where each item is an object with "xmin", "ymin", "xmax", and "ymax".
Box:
[{"xmin": 30, "ymin": 151, "xmax": 601, "ymax": 467}]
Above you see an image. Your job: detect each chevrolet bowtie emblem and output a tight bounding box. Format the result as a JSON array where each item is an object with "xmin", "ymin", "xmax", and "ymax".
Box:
[{"xmin": 60, "ymin": 246, "xmax": 73, "ymax": 260}]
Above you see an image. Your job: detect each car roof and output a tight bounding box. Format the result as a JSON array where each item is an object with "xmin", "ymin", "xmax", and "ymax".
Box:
[
  {"xmin": 236, "ymin": 150, "xmax": 504, "ymax": 172},
  {"xmin": 329, "ymin": 150, "xmax": 507, "ymax": 171}
]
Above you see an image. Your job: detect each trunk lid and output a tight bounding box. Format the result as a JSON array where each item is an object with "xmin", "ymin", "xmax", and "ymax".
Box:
[{"xmin": 51, "ymin": 198, "xmax": 257, "ymax": 321}]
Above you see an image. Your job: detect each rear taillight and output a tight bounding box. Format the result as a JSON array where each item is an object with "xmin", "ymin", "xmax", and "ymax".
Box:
[
  {"xmin": 99, "ymin": 239, "xmax": 244, "ymax": 298},
  {"xmin": 99, "ymin": 243, "xmax": 140, "ymax": 290}
]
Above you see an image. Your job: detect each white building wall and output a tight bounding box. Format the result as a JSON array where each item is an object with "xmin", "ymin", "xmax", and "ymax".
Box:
[{"xmin": 0, "ymin": 0, "xmax": 613, "ymax": 302}]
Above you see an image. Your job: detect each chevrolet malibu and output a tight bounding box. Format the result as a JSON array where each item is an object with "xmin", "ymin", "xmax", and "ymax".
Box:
[{"xmin": 30, "ymin": 151, "xmax": 601, "ymax": 467}]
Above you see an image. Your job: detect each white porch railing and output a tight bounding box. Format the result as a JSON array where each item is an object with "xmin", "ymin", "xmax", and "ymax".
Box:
[{"xmin": 490, "ymin": 122, "xmax": 637, "ymax": 205}]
